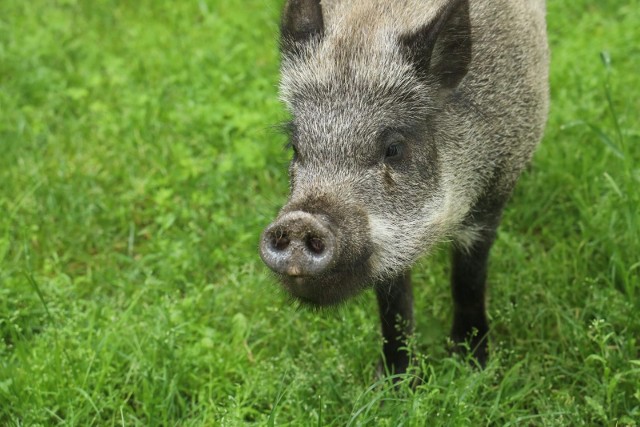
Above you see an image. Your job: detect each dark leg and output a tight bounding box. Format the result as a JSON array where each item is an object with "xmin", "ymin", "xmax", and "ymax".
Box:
[
  {"xmin": 450, "ymin": 215, "xmax": 501, "ymax": 367},
  {"xmin": 375, "ymin": 271, "xmax": 413, "ymax": 375}
]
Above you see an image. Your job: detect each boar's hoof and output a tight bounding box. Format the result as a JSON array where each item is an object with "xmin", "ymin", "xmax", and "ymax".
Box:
[{"xmin": 260, "ymin": 211, "xmax": 337, "ymax": 277}]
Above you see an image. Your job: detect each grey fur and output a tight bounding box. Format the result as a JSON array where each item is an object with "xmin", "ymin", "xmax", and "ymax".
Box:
[{"xmin": 261, "ymin": 0, "xmax": 548, "ymax": 364}]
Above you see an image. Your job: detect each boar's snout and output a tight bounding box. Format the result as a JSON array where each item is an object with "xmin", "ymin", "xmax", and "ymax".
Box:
[{"xmin": 260, "ymin": 211, "xmax": 337, "ymax": 277}]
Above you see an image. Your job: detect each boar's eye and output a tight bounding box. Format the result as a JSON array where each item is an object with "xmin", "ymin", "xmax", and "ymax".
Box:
[
  {"xmin": 381, "ymin": 130, "xmax": 405, "ymax": 163},
  {"xmin": 385, "ymin": 143, "xmax": 402, "ymax": 159}
]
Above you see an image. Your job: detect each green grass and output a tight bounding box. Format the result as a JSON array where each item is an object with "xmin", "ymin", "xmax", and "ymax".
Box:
[{"xmin": 0, "ymin": 0, "xmax": 638, "ymax": 425}]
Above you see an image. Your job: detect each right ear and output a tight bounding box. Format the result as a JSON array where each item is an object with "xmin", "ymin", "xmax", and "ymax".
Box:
[
  {"xmin": 280, "ymin": 0, "xmax": 324, "ymax": 55},
  {"xmin": 399, "ymin": 0, "xmax": 471, "ymax": 90}
]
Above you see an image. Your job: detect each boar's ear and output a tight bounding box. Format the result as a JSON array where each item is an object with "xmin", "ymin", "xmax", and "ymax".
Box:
[
  {"xmin": 400, "ymin": 0, "xmax": 471, "ymax": 90},
  {"xmin": 280, "ymin": 0, "xmax": 324, "ymax": 55}
]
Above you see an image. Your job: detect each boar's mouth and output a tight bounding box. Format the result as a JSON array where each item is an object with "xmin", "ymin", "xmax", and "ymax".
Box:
[
  {"xmin": 260, "ymin": 205, "xmax": 374, "ymax": 307},
  {"xmin": 275, "ymin": 249, "xmax": 374, "ymax": 307}
]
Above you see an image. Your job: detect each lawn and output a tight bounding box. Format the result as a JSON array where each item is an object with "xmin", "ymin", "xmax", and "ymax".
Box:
[{"xmin": 0, "ymin": 0, "xmax": 638, "ymax": 425}]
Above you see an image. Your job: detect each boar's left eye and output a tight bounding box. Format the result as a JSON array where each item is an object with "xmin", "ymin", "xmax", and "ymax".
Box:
[
  {"xmin": 385, "ymin": 143, "xmax": 402, "ymax": 159},
  {"xmin": 382, "ymin": 130, "xmax": 405, "ymax": 162}
]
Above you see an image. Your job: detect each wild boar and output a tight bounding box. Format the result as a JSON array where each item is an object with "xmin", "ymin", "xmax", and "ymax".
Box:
[{"xmin": 260, "ymin": 0, "xmax": 549, "ymax": 374}]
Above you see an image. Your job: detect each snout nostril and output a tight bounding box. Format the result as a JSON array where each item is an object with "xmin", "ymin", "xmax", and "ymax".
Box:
[
  {"xmin": 306, "ymin": 236, "xmax": 325, "ymax": 255},
  {"xmin": 261, "ymin": 211, "xmax": 337, "ymax": 276},
  {"xmin": 270, "ymin": 230, "xmax": 290, "ymax": 251}
]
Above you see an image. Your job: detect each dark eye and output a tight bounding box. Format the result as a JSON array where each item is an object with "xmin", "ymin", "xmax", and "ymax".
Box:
[
  {"xmin": 385, "ymin": 143, "xmax": 402, "ymax": 159},
  {"xmin": 382, "ymin": 130, "xmax": 406, "ymax": 163}
]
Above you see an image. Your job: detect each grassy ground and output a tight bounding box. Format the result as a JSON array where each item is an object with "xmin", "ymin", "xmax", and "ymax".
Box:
[{"xmin": 0, "ymin": 0, "xmax": 638, "ymax": 425}]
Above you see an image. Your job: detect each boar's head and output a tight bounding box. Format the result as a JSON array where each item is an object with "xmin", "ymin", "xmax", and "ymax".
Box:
[{"xmin": 260, "ymin": 0, "xmax": 471, "ymax": 306}]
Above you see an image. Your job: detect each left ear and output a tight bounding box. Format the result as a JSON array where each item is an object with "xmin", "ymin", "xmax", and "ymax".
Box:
[
  {"xmin": 280, "ymin": 0, "xmax": 324, "ymax": 57},
  {"xmin": 399, "ymin": 0, "xmax": 471, "ymax": 90}
]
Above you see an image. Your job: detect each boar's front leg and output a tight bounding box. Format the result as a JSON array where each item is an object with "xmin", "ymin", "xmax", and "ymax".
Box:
[
  {"xmin": 375, "ymin": 271, "xmax": 414, "ymax": 376},
  {"xmin": 450, "ymin": 208, "xmax": 503, "ymax": 368}
]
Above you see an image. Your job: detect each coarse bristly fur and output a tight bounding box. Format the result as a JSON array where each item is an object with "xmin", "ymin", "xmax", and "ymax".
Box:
[
  {"xmin": 261, "ymin": 0, "xmax": 548, "ymax": 369},
  {"xmin": 275, "ymin": 0, "xmax": 547, "ymax": 279}
]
